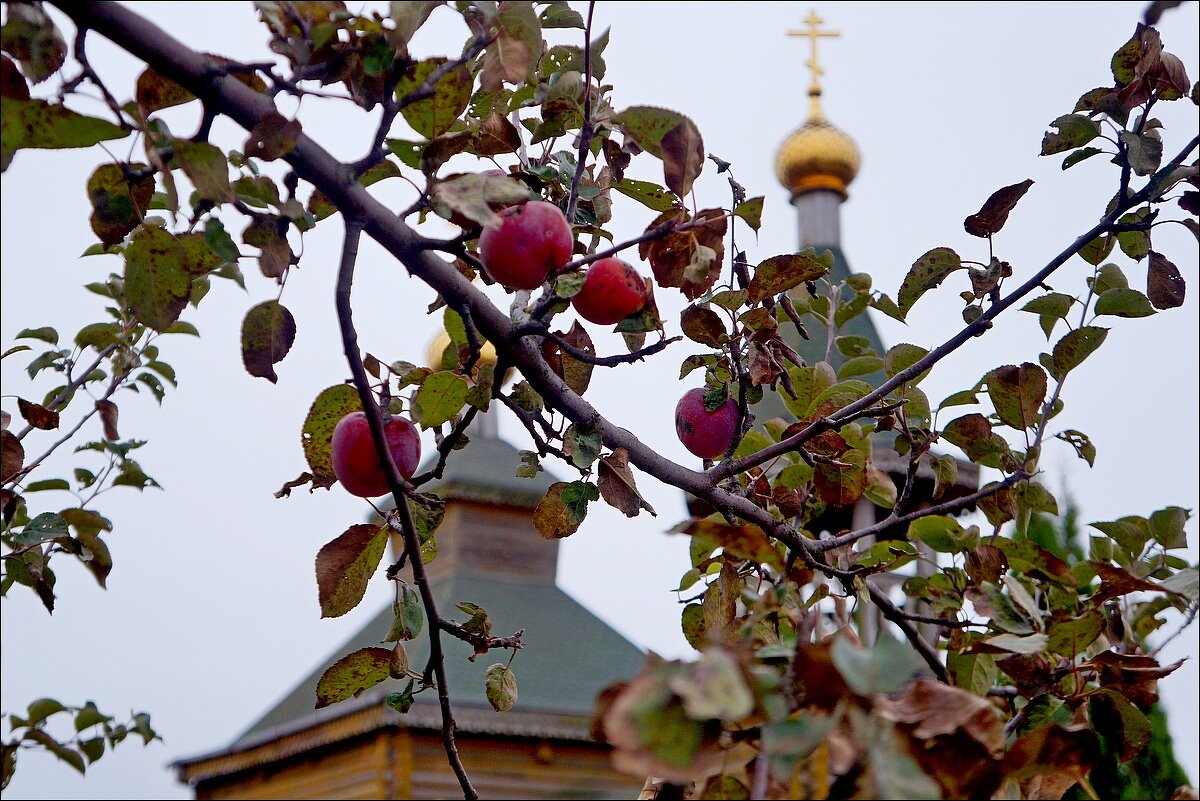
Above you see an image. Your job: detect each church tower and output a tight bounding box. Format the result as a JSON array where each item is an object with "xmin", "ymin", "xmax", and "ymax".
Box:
[{"xmin": 173, "ymin": 339, "xmax": 646, "ymax": 799}]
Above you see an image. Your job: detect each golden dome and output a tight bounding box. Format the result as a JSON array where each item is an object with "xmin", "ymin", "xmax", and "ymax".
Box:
[
  {"xmin": 426, "ymin": 329, "xmax": 498, "ymax": 371},
  {"xmin": 775, "ymin": 104, "xmax": 860, "ymax": 199}
]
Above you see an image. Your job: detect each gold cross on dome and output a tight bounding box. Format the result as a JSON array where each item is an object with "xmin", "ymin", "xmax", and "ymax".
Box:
[{"xmin": 787, "ymin": 10, "xmax": 840, "ymax": 97}]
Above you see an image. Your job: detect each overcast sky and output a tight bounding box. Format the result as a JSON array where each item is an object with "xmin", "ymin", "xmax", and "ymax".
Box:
[{"xmin": 2, "ymin": 2, "xmax": 1197, "ymax": 798}]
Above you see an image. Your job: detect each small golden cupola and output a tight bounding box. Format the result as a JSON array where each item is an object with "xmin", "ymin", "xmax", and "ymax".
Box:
[{"xmin": 775, "ymin": 10, "xmax": 860, "ymax": 199}]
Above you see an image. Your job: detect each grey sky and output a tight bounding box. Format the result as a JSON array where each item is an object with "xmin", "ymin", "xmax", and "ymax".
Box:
[{"xmin": 2, "ymin": 2, "xmax": 1197, "ymax": 798}]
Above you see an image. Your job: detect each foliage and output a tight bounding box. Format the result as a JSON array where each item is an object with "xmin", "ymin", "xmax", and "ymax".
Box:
[{"xmin": 1, "ymin": 2, "xmax": 1197, "ymax": 798}]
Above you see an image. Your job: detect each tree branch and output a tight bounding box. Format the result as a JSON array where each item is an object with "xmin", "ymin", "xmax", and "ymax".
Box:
[
  {"xmin": 708, "ymin": 134, "xmax": 1200, "ymax": 484},
  {"xmin": 331, "ymin": 219, "xmax": 476, "ymax": 800}
]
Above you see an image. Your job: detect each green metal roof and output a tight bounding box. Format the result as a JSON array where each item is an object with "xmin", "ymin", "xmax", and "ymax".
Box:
[
  {"xmin": 236, "ymin": 571, "xmax": 646, "ymax": 744},
  {"xmin": 420, "ymin": 430, "xmax": 559, "ymax": 509}
]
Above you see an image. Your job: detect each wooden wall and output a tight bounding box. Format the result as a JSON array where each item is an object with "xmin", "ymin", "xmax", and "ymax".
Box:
[{"xmin": 193, "ymin": 727, "xmax": 643, "ymax": 800}]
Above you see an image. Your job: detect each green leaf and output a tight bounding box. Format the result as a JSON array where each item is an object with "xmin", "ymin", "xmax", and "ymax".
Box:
[
  {"xmin": 1088, "ymin": 689, "xmax": 1151, "ymax": 763},
  {"xmin": 831, "ymin": 633, "xmax": 920, "ymax": 695},
  {"xmin": 1062, "ymin": 147, "xmax": 1103, "ymax": 170},
  {"xmin": 1148, "ymin": 506, "xmax": 1190, "ymax": 549},
  {"xmin": 384, "ymin": 583, "xmax": 425, "ymax": 642},
  {"xmin": 563, "ymin": 423, "xmax": 602, "ymax": 470},
  {"xmin": 1, "ymin": 98, "xmax": 126, "ymax": 164},
  {"xmin": 73, "ymin": 702, "xmax": 111, "ymax": 732},
  {"xmin": 611, "ymin": 177, "xmax": 677, "ymax": 211},
  {"xmin": 963, "ymin": 179, "xmax": 1033, "ymax": 238},
  {"xmin": 173, "ymin": 140, "xmax": 233, "ymax": 203},
  {"xmin": 396, "ymin": 57, "xmax": 474, "ymax": 139},
  {"xmin": 882, "ymin": 343, "xmax": 929, "ymax": 383},
  {"xmin": 125, "ymin": 225, "xmax": 189, "ymax": 332},
  {"xmin": 1051, "ymin": 326, "xmax": 1108, "ymax": 377},
  {"xmin": 385, "ymin": 680, "xmax": 416, "ymax": 714},
  {"xmin": 412, "ymin": 371, "xmax": 469, "ymax": 429},
  {"xmin": 1055, "ymin": 429, "xmax": 1096, "ymax": 467},
  {"xmin": 16, "ymin": 326, "xmax": 58, "ymax": 345},
  {"xmin": 25, "ymin": 698, "xmax": 68, "ymax": 727},
  {"xmin": 1021, "ymin": 292, "xmax": 1075, "ymax": 338},
  {"xmin": 23, "ymin": 478, "xmax": 69, "ymax": 492},
  {"xmin": 485, "ymin": 663, "xmax": 518, "ymax": 712},
  {"xmin": 240, "ymin": 300, "xmax": 296, "ymax": 383},
  {"xmin": 1118, "ymin": 130, "xmax": 1163, "ymax": 177},
  {"xmin": 302, "ymin": 385, "xmax": 362, "ymax": 489},
  {"xmin": 1094, "ymin": 287, "xmax": 1156, "ymax": 318},
  {"xmin": 389, "ymin": 1, "xmax": 441, "ymax": 44},
  {"xmin": 1040, "ymin": 114, "xmax": 1100, "ymax": 155},
  {"xmin": 1116, "ymin": 209, "xmax": 1151, "ymax": 260},
  {"xmin": 614, "ymin": 106, "xmax": 692, "ymax": 159},
  {"xmin": 838, "ymin": 355, "xmax": 883, "ymax": 379},
  {"xmin": 947, "ymin": 652, "xmax": 998, "ymax": 695},
  {"xmin": 987, "ymin": 363, "xmax": 1047, "ymax": 430},
  {"xmin": 732, "ymin": 196, "xmax": 764, "ymax": 232},
  {"xmin": 314, "ymin": 647, "xmax": 393, "ymax": 709},
  {"xmin": 897, "ymin": 247, "xmax": 961, "ymax": 318},
  {"xmin": 747, "ymin": 253, "xmax": 829, "ymax": 303},
  {"xmin": 983, "ymin": 632, "xmax": 1048, "ymax": 654},
  {"xmin": 87, "ymin": 163, "xmax": 154, "ymax": 246},
  {"xmin": 908, "ymin": 515, "xmax": 972, "ymax": 553},
  {"xmin": 1, "ymin": 4, "xmax": 66, "ymax": 84},
  {"xmin": 1079, "ymin": 233, "xmax": 1115, "ymax": 266},
  {"xmin": 1046, "ymin": 610, "xmax": 1104, "ymax": 656},
  {"xmin": 533, "ymin": 481, "xmax": 596, "ymax": 539},
  {"xmin": 316, "ymin": 524, "xmax": 389, "ymax": 619},
  {"xmin": 13, "ymin": 512, "xmax": 69, "ymax": 545}
]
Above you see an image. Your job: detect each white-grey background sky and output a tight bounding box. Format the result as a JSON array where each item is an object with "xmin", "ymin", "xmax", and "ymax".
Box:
[{"xmin": 2, "ymin": 2, "xmax": 1197, "ymax": 798}]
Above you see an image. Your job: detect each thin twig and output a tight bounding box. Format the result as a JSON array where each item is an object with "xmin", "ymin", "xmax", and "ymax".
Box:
[
  {"xmin": 564, "ymin": 1, "xmax": 596, "ymax": 225},
  {"xmin": 333, "ymin": 219, "xmax": 477, "ymax": 800}
]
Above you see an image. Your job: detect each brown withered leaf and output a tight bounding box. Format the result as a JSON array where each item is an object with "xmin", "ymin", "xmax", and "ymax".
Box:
[
  {"xmin": 135, "ymin": 66, "xmax": 194, "ymax": 114},
  {"xmin": 95, "ymin": 400, "xmax": 119, "ymax": 441},
  {"xmin": 877, "ymin": 678, "xmax": 1004, "ymax": 756},
  {"xmin": 1, "ymin": 430, "xmax": 24, "ymax": 482},
  {"xmin": 641, "ymin": 208, "xmax": 726, "ymax": 300},
  {"xmin": 315, "ymin": 524, "xmax": 389, "ymax": 619},
  {"xmin": 1, "ymin": 54, "xmax": 30, "ymax": 100},
  {"xmin": 244, "ymin": 111, "xmax": 301, "ymax": 161},
  {"xmin": 681, "ymin": 518, "xmax": 784, "ymax": 572},
  {"xmin": 964, "ymin": 179, "xmax": 1034, "ymax": 238},
  {"xmin": 881, "ymin": 680, "xmax": 1007, "ymax": 800},
  {"xmin": 702, "ymin": 562, "xmax": 740, "ymax": 638},
  {"xmin": 661, "ymin": 117, "xmax": 704, "ymax": 197},
  {"xmin": 1087, "ymin": 650, "xmax": 1183, "ymax": 707},
  {"xmin": 679, "ymin": 304, "xmax": 726, "ymax": 347},
  {"xmin": 965, "ymin": 544, "xmax": 1007, "ymax": 586},
  {"xmin": 540, "ymin": 321, "xmax": 594, "ymax": 396},
  {"xmin": 1001, "ymin": 723, "xmax": 1100, "ymax": 786},
  {"xmin": 790, "ymin": 640, "xmax": 853, "ymax": 712},
  {"xmin": 1147, "ymin": 250, "xmax": 1186, "ymax": 310},
  {"xmin": 475, "ymin": 112, "xmax": 521, "ymax": 156},
  {"xmin": 597, "ymin": 448, "xmax": 656, "ymax": 518},
  {"xmin": 1091, "ymin": 561, "xmax": 1181, "ymax": 603},
  {"xmin": 17, "ymin": 398, "xmax": 58, "ymax": 430}
]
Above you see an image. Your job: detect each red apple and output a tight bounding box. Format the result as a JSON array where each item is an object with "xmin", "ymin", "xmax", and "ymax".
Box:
[
  {"xmin": 331, "ymin": 411, "xmax": 421, "ymax": 497},
  {"xmin": 479, "ymin": 200, "xmax": 573, "ymax": 290},
  {"xmin": 675, "ymin": 388, "xmax": 738, "ymax": 459},
  {"xmin": 571, "ymin": 258, "xmax": 648, "ymax": 325}
]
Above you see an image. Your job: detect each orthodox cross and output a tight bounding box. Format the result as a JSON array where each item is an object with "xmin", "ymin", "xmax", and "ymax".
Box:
[{"xmin": 787, "ymin": 10, "xmax": 840, "ymax": 98}]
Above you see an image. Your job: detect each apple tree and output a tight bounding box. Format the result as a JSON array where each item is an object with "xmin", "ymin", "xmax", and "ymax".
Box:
[{"xmin": 2, "ymin": 2, "xmax": 1198, "ymax": 798}]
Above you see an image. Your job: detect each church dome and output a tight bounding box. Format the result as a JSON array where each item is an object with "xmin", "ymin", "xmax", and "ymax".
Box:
[
  {"xmin": 427, "ymin": 328, "xmax": 498, "ymax": 371},
  {"xmin": 775, "ymin": 108, "xmax": 860, "ymax": 199}
]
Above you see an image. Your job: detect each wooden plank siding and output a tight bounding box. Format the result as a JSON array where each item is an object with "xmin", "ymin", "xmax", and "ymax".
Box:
[
  {"xmin": 407, "ymin": 732, "xmax": 643, "ymax": 800},
  {"xmin": 193, "ymin": 727, "xmax": 641, "ymax": 800}
]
